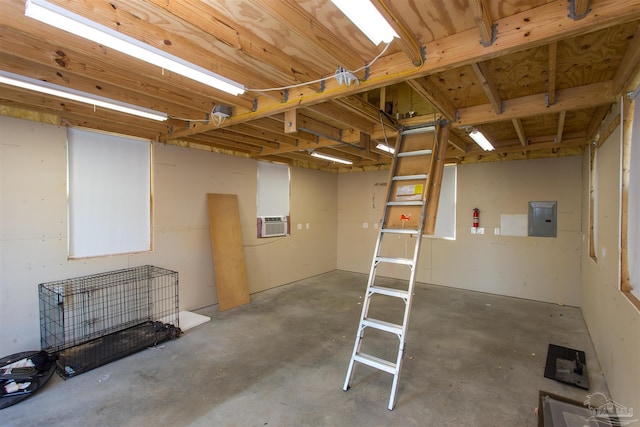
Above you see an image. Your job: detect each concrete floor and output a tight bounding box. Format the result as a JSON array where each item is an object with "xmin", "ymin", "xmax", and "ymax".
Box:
[{"xmin": 3, "ymin": 270, "xmax": 607, "ymax": 426}]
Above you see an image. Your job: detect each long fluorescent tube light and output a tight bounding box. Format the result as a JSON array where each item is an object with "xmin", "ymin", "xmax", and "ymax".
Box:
[
  {"xmin": 330, "ymin": 0, "xmax": 398, "ymax": 45},
  {"xmin": 0, "ymin": 70, "xmax": 168, "ymax": 121},
  {"xmin": 375, "ymin": 143, "xmax": 395, "ymax": 154},
  {"xmin": 469, "ymin": 129, "xmax": 495, "ymax": 151},
  {"xmin": 311, "ymin": 151, "xmax": 353, "ymax": 165},
  {"xmin": 25, "ymin": 0, "xmax": 245, "ymax": 96}
]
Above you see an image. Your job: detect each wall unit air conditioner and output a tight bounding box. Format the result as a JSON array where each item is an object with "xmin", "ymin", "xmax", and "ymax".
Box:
[{"xmin": 257, "ymin": 216, "xmax": 288, "ymax": 238}]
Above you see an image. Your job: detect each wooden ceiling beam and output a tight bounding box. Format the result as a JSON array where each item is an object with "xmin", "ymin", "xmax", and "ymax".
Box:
[
  {"xmin": 512, "ymin": 118, "xmax": 527, "ymax": 146},
  {"xmin": 587, "ymin": 104, "xmax": 614, "ymax": 142},
  {"xmin": 279, "ymin": 114, "xmax": 362, "ymax": 145},
  {"xmin": 296, "ymin": 114, "xmax": 343, "ymax": 142},
  {"xmin": 200, "ymin": 128, "xmax": 281, "ymax": 150},
  {"xmin": 185, "ymin": 135, "xmax": 263, "ymax": 154},
  {"xmin": 225, "ymin": 124, "xmax": 300, "ymax": 147},
  {"xmin": 456, "ymin": 81, "xmax": 615, "ymax": 127},
  {"xmin": 372, "ymin": 0, "xmax": 424, "ymax": 66},
  {"xmin": 167, "ymin": 0, "xmax": 640, "ymax": 139},
  {"xmin": 0, "ymin": 86, "xmax": 165, "ymax": 131},
  {"xmin": 330, "ymin": 144, "xmax": 381, "ymax": 162},
  {"xmin": 469, "ymin": 0, "xmax": 495, "ymax": 46},
  {"xmin": 611, "ymin": 23, "xmax": 640, "ymax": 95},
  {"xmin": 304, "ymin": 103, "xmax": 375, "ymax": 135},
  {"xmin": 407, "ymin": 77, "xmax": 457, "ymax": 121},
  {"xmin": 0, "ymin": 26, "xmax": 256, "ymax": 112},
  {"xmin": 144, "ymin": 0, "xmax": 324, "ymax": 91},
  {"xmin": 334, "ymin": 96, "xmax": 396, "ymax": 128},
  {"xmin": 448, "ymin": 132, "xmax": 470, "ymax": 153},
  {"xmin": 257, "ymin": 116, "xmax": 323, "ymax": 144},
  {"xmin": 30, "ymin": 0, "xmax": 284, "ymax": 95},
  {"xmin": 258, "ymin": 136, "xmax": 338, "ymax": 156},
  {"xmin": 250, "ymin": 0, "xmax": 366, "ymax": 72},
  {"xmin": 556, "ymin": 111, "xmax": 567, "ymax": 143},
  {"xmin": 0, "ymin": 52, "xmax": 210, "ymax": 121},
  {"xmin": 471, "ymin": 62, "xmax": 502, "ymax": 114},
  {"xmin": 548, "ymin": 42, "xmax": 558, "ymax": 105},
  {"xmin": 464, "ymin": 132, "xmax": 587, "ymax": 156}
]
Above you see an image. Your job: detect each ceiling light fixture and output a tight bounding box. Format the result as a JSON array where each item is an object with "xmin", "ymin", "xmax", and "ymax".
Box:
[
  {"xmin": 330, "ymin": 0, "xmax": 398, "ymax": 45},
  {"xmin": 311, "ymin": 151, "xmax": 353, "ymax": 165},
  {"xmin": 24, "ymin": 0, "xmax": 245, "ymax": 96},
  {"xmin": 375, "ymin": 143, "xmax": 395, "ymax": 154},
  {"xmin": 0, "ymin": 70, "xmax": 168, "ymax": 121},
  {"xmin": 469, "ymin": 129, "xmax": 495, "ymax": 151}
]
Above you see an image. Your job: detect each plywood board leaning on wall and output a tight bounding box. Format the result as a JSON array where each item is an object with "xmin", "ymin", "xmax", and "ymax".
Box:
[{"xmin": 206, "ymin": 193, "xmax": 250, "ymax": 311}]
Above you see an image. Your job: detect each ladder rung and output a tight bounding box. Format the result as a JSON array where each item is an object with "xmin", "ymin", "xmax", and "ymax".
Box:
[
  {"xmin": 362, "ymin": 318, "xmax": 403, "ymax": 335},
  {"xmin": 398, "ymin": 149, "xmax": 433, "ymax": 158},
  {"xmin": 387, "ymin": 200, "xmax": 424, "ymax": 206},
  {"xmin": 381, "ymin": 228, "xmax": 419, "ymax": 235},
  {"xmin": 375, "ymin": 256, "xmax": 413, "ymax": 266},
  {"xmin": 392, "ymin": 174, "xmax": 428, "ymax": 181},
  {"xmin": 353, "ymin": 353, "xmax": 397, "ymax": 374},
  {"xmin": 369, "ymin": 285, "xmax": 409, "ymax": 299}
]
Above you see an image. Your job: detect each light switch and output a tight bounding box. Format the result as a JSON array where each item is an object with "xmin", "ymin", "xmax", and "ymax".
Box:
[
  {"xmin": 306, "ymin": 223, "xmax": 310, "ymax": 230},
  {"xmin": 297, "ymin": 223, "xmax": 302, "ymax": 230},
  {"xmin": 477, "ymin": 227, "xmax": 484, "ymax": 234}
]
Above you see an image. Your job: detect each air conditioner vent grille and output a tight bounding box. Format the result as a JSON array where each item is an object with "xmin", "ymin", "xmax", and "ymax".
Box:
[{"xmin": 257, "ymin": 216, "xmax": 288, "ymax": 238}]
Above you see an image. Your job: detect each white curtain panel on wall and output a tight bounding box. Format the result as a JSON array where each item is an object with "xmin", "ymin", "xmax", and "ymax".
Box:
[
  {"xmin": 257, "ymin": 161, "xmax": 290, "ymax": 217},
  {"xmin": 68, "ymin": 128, "xmax": 151, "ymax": 258}
]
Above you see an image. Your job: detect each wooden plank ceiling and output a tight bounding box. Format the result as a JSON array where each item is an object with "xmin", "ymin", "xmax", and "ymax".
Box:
[{"xmin": 1, "ymin": 0, "xmax": 640, "ymax": 171}]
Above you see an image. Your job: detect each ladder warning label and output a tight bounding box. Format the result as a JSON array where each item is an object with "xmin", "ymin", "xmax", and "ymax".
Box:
[
  {"xmin": 396, "ymin": 184, "xmax": 423, "ymax": 200},
  {"xmin": 400, "ymin": 214, "xmax": 411, "ymax": 221}
]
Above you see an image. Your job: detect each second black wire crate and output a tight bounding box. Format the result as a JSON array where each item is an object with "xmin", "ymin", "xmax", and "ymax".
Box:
[{"xmin": 39, "ymin": 265, "xmax": 180, "ymax": 378}]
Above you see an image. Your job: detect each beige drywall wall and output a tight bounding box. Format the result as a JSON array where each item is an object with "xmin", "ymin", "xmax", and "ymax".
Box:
[
  {"xmin": 580, "ymin": 118, "xmax": 640, "ymax": 417},
  {"xmin": 0, "ymin": 116, "xmax": 337, "ymax": 355},
  {"xmin": 337, "ymin": 155, "xmax": 583, "ymax": 305},
  {"xmin": 244, "ymin": 166, "xmax": 338, "ymax": 293}
]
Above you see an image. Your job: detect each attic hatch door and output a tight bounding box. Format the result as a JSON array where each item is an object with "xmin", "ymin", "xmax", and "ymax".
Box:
[{"xmin": 207, "ymin": 194, "xmax": 250, "ymax": 311}]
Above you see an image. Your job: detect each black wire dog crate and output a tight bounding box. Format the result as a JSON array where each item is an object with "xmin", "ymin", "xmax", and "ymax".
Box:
[{"xmin": 39, "ymin": 265, "xmax": 180, "ymax": 378}]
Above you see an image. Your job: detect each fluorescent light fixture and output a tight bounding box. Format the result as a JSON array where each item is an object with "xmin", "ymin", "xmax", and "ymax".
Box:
[
  {"xmin": 376, "ymin": 142, "xmax": 395, "ymax": 154},
  {"xmin": 469, "ymin": 129, "xmax": 495, "ymax": 151},
  {"xmin": 25, "ymin": 0, "xmax": 245, "ymax": 96},
  {"xmin": 330, "ymin": 0, "xmax": 398, "ymax": 45},
  {"xmin": 311, "ymin": 151, "xmax": 353, "ymax": 165},
  {"xmin": 0, "ymin": 70, "xmax": 168, "ymax": 121}
]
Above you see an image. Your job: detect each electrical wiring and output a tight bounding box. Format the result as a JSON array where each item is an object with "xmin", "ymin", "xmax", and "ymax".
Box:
[
  {"xmin": 168, "ymin": 105, "xmax": 228, "ymax": 126},
  {"xmin": 377, "ymin": 109, "xmax": 395, "ymax": 153},
  {"xmin": 245, "ymin": 42, "xmax": 392, "ymax": 93}
]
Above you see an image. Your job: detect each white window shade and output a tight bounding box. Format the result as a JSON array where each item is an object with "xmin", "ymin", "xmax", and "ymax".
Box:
[
  {"xmin": 257, "ymin": 161, "xmax": 290, "ymax": 217},
  {"xmin": 430, "ymin": 165, "xmax": 456, "ymax": 239},
  {"xmin": 68, "ymin": 128, "xmax": 151, "ymax": 258}
]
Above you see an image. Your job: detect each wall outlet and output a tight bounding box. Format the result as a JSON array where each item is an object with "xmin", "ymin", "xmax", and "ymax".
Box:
[
  {"xmin": 297, "ymin": 223, "xmax": 302, "ymax": 230},
  {"xmin": 477, "ymin": 227, "xmax": 484, "ymax": 235},
  {"xmin": 494, "ymin": 228, "xmax": 500, "ymax": 235}
]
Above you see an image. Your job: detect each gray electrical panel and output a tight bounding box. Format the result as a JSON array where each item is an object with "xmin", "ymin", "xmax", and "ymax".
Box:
[{"xmin": 528, "ymin": 201, "xmax": 557, "ymax": 237}]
